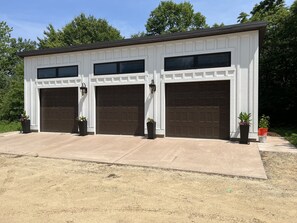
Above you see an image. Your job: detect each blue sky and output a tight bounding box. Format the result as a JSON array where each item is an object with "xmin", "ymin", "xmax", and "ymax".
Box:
[{"xmin": 0, "ymin": 0, "xmax": 295, "ymax": 41}]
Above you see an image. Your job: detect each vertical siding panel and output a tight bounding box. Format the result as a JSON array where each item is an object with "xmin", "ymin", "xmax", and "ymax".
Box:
[
  {"xmin": 37, "ymin": 57, "xmax": 43, "ymax": 66},
  {"xmin": 106, "ymin": 50, "xmax": 113, "ymax": 60},
  {"xmin": 240, "ymin": 35, "xmax": 250, "ymax": 113},
  {"xmin": 91, "ymin": 52, "xmax": 97, "ymax": 61},
  {"xmin": 130, "ymin": 47, "xmax": 138, "ymax": 57},
  {"xmin": 228, "ymin": 36, "xmax": 237, "ymax": 48},
  {"xmin": 50, "ymin": 56, "xmax": 56, "ymax": 65},
  {"xmin": 234, "ymin": 35, "xmax": 241, "ymax": 134},
  {"xmin": 138, "ymin": 47, "xmax": 146, "ymax": 56},
  {"xmin": 114, "ymin": 49, "xmax": 121, "ymax": 59},
  {"xmin": 230, "ymin": 78, "xmax": 236, "ymax": 135},
  {"xmin": 56, "ymin": 55, "xmax": 62, "ymax": 64},
  {"xmin": 253, "ymin": 32, "xmax": 259, "ymax": 134},
  {"xmin": 24, "ymin": 58, "xmax": 29, "ymax": 116},
  {"xmin": 185, "ymin": 41, "xmax": 193, "ymax": 52},
  {"xmin": 249, "ymin": 35, "xmax": 254, "ymax": 131},
  {"xmin": 155, "ymin": 45, "xmax": 164, "ymax": 131},
  {"xmin": 41, "ymin": 56, "xmax": 46, "ymax": 65},
  {"xmin": 98, "ymin": 52, "xmax": 104, "ymax": 61},
  {"xmin": 146, "ymin": 46, "xmax": 155, "ymax": 133},
  {"xmin": 70, "ymin": 54, "xmax": 76, "ymax": 63},
  {"xmin": 206, "ymin": 39, "xmax": 215, "ymax": 50},
  {"xmin": 30, "ymin": 79, "xmax": 34, "ymax": 125},
  {"xmin": 217, "ymin": 37, "xmax": 226, "ymax": 49},
  {"xmin": 165, "ymin": 43, "xmax": 174, "ymax": 55},
  {"xmin": 121, "ymin": 48, "xmax": 129, "ymax": 58},
  {"xmin": 195, "ymin": 40, "xmax": 204, "ymax": 51},
  {"xmin": 175, "ymin": 43, "xmax": 183, "ymax": 53},
  {"xmin": 147, "ymin": 46, "xmax": 155, "ymax": 74},
  {"xmin": 63, "ymin": 55, "xmax": 70, "ymax": 64}
]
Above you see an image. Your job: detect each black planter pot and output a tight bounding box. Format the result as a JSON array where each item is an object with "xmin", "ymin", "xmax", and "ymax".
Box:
[
  {"xmin": 21, "ymin": 120, "xmax": 31, "ymax": 134},
  {"xmin": 147, "ymin": 121, "xmax": 156, "ymax": 139},
  {"xmin": 78, "ymin": 121, "xmax": 87, "ymax": 136},
  {"xmin": 239, "ymin": 125, "xmax": 250, "ymax": 144}
]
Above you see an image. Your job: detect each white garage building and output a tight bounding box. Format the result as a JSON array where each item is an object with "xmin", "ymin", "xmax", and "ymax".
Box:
[{"xmin": 19, "ymin": 22, "xmax": 266, "ymax": 140}]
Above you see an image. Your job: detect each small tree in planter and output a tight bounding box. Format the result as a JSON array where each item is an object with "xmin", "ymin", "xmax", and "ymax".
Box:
[
  {"xmin": 238, "ymin": 112, "xmax": 251, "ymax": 144},
  {"xmin": 258, "ymin": 115, "xmax": 270, "ymax": 143},
  {"xmin": 20, "ymin": 111, "xmax": 30, "ymax": 134},
  {"xmin": 147, "ymin": 118, "xmax": 156, "ymax": 139},
  {"xmin": 77, "ymin": 116, "xmax": 87, "ymax": 136}
]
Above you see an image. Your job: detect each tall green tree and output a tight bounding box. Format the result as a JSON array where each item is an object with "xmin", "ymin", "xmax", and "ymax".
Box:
[
  {"xmin": 0, "ymin": 21, "xmax": 13, "ymax": 92},
  {"xmin": 0, "ymin": 63, "xmax": 25, "ymax": 121},
  {"xmin": 0, "ymin": 21, "xmax": 36, "ymax": 121},
  {"xmin": 38, "ymin": 13, "xmax": 123, "ymax": 48},
  {"xmin": 238, "ymin": 0, "xmax": 297, "ymax": 125},
  {"xmin": 145, "ymin": 1, "xmax": 208, "ymax": 35}
]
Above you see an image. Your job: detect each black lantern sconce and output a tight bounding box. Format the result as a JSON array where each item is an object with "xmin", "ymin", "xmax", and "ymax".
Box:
[
  {"xmin": 149, "ymin": 80, "xmax": 156, "ymax": 94},
  {"xmin": 80, "ymin": 83, "xmax": 87, "ymax": 96}
]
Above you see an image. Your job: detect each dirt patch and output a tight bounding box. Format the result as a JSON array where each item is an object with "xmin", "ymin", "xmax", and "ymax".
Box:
[
  {"xmin": 261, "ymin": 151, "xmax": 297, "ymax": 191},
  {"xmin": 0, "ymin": 152, "xmax": 296, "ymax": 223}
]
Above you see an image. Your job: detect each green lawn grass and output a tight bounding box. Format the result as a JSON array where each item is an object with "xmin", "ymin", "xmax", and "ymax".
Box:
[
  {"xmin": 0, "ymin": 121, "xmax": 21, "ymax": 133},
  {"xmin": 271, "ymin": 127, "xmax": 297, "ymax": 147}
]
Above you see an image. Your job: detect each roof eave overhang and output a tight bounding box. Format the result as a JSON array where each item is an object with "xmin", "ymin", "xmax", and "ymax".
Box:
[{"xmin": 18, "ymin": 21, "xmax": 267, "ymax": 58}]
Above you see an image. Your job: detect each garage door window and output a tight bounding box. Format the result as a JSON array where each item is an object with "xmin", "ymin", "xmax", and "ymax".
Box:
[
  {"xmin": 38, "ymin": 66, "xmax": 78, "ymax": 79},
  {"xmin": 94, "ymin": 60, "xmax": 144, "ymax": 75},
  {"xmin": 164, "ymin": 52, "xmax": 231, "ymax": 71}
]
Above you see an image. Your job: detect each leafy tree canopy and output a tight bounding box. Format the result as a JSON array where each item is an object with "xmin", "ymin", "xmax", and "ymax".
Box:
[
  {"xmin": 0, "ymin": 21, "xmax": 12, "ymax": 91},
  {"xmin": 0, "ymin": 62, "xmax": 25, "ymax": 121},
  {"xmin": 130, "ymin": 31, "xmax": 147, "ymax": 39},
  {"xmin": 250, "ymin": 0, "xmax": 286, "ymax": 17},
  {"xmin": 212, "ymin": 23, "xmax": 225, "ymax": 28},
  {"xmin": 0, "ymin": 21, "xmax": 36, "ymax": 121},
  {"xmin": 1, "ymin": 22, "xmax": 36, "ymax": 77},
  {"xmin": 38, "ymin": 13, "xmax": 123, "ymax": 49},
  {"xmin": 237, "ymin": 12, "xmax": 250, "ymax": 23},
  {"xmin": 238, "ymin": 0, "xmax": 297, "ymax": 125},
  {"xmin": 145, "ymin": 1, "xmax": 208, "ymax": 35}
]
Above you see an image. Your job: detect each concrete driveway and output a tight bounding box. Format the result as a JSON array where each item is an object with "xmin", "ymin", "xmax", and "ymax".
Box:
[{"xmin": 0, "ymin": 132, "xmax": 267, "ymax": 179}]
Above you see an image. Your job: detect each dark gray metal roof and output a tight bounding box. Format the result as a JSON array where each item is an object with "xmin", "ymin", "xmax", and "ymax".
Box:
[{"xmin": 18, "ymin": 22, "xmax": 267, "ymax": 58}]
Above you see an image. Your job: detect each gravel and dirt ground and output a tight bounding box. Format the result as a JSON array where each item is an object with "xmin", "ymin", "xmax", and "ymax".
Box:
[{"xmin": 0, "ymin": 151, "xmax": 296, "ymax": 223}]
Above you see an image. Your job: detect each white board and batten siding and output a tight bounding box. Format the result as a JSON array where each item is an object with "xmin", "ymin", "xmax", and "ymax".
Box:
[{"xmin": 24, "ymin": 30, "xmax": 260, "ymax": 139}]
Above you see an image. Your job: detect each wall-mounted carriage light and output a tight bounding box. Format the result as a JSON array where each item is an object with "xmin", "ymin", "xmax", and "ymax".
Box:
[
  {"xmin": 149, "ymin": 80, "xmax": 156, "ymax": 94},
  {"xmin": 80, "ymin": 83, "xmax": 87, "ymax": 96}
]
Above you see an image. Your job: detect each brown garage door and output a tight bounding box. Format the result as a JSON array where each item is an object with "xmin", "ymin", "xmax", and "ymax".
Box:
[
  {"xmin": 40, "ymin": 88, "xmax": 78, "ymax": 133},
  {"xmin": 166, "ymin": 81, "xmax": 230, "ymax": 139},
  {"xmin": 96, "ymin": 85, "xmax": 144, "ymax": 136}
]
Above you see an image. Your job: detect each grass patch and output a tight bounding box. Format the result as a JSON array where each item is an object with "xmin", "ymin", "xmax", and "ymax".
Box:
[
  {"xmin": 271, "ymin": 127, "xmax": 297, "ymax": 147},
  {"xmin": 0, "ymin": 121, "xmax": 21, "ymax": 133}
]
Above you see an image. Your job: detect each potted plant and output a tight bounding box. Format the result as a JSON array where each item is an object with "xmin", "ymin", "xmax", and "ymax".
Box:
[
  {"xmin": 147, "ymin": 118, "xmax": 156, "ymax": 139},
  {"xmin": 258, "ymin": 115, "xmax": 270, "ymax": 143},
  {"xmin": 20, "ymin": 111, "xmax": 30, "ymax": 134},
  {"xmin": 77, "ymin": 116, "xmax": 87, "ymax": 136},
  {"xmin": 238, "ymin": 112, "xmax": 251, "ymax": 144}
]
